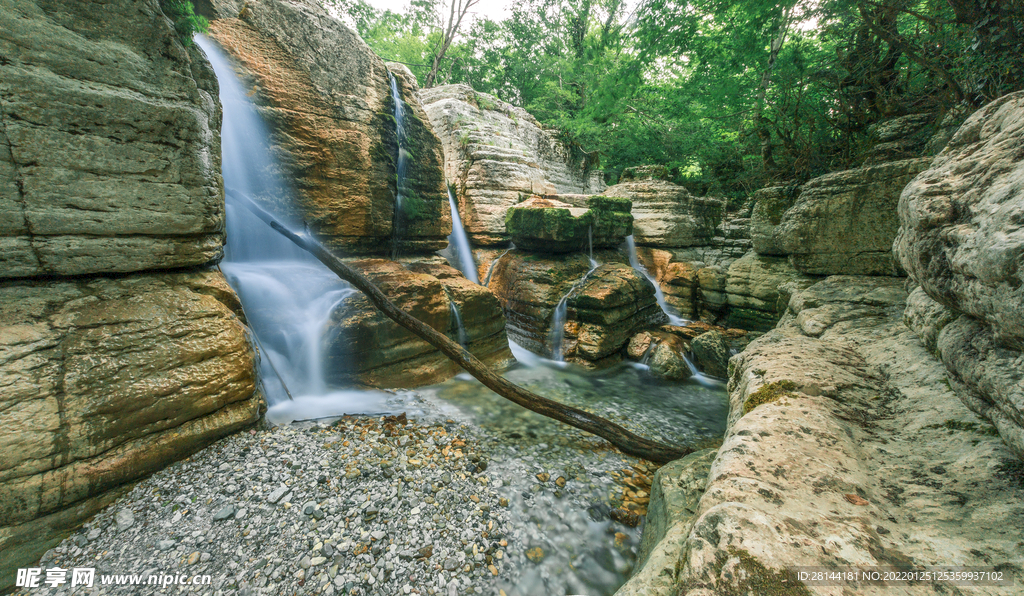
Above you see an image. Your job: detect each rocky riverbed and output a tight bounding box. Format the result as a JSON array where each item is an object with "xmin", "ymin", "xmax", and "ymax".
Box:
[{"xmin": 19, "ymin": 360, "xmax": 728, "ymax": 596}]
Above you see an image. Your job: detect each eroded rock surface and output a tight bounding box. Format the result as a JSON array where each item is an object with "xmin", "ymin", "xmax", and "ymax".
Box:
[
  {"xmin": 771, "ymin": 157, "xmax": 931, "ymax": 275},
  {"xmin": 0, "ymin": 0, "xmax": 224, "ymax": 278},
  {"xmin": 602, "ymin": 166, "xmax": 724, "ymax": 248},
  {"xmin": 627, "ymin": 276, "xmax": 1024, "ymax": 594},
  {"xmin": 207, "ymin": 0, "xmax": 449, "ymax": 255},
  {"xmin": 327, "ymin": 260, "xmax": 513, "ymax": 388},
  {"xmin": 0, "ymin": 271, "xmax": 260, "ymax": 587},
  {"xmin": 505, "ymin": 195, "xmax": 632, "ymax": 253},
  {"xmin": 486, "ymin": 251, "xmax": 665, "ymax": 365},
  {"xmin": 420, "ymin": 84, "xmax": 604, "ymax": 246},
  {"xmin": 896, "ymin": 91, "xmax": 1024, "ymax": 458}
]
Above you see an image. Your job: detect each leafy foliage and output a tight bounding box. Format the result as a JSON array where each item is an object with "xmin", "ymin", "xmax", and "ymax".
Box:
[
  {"xmin": 323, "ymin": 0, "xmax": 1023, "ymax": 200},
  {"xmin": 160, "ymin": 0, "xmax": 209, "ymax": 46}
]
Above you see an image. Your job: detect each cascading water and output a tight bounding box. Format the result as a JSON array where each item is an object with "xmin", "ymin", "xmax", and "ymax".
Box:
[
  {"xmin": 389, "ymin": 72, "xmax": 410, "ymax": 260},
  {"xmin": 197, "ymin": 36, "xmax": 390, "ymax": 423},
  {"xmin": 548, "ymin": 261, "xmax": 600, "ymax": 361},
  {"xmin": 483, "ymin": 244, "xmax": 515, "ymax": 286},
  {"xmin": 624, "ymin": 234, "xmax": 688, "ymax": 326},
  {"xmin": 449, "ymin": 301, "xmax": 469, "ymax": 347},
  {"xmin": 587, "ymin": 225, "xmax": 599, "ymax": 269},
  {"xmin": 446, "ymin": 186, "xmax": 479, "ymax": 283}
]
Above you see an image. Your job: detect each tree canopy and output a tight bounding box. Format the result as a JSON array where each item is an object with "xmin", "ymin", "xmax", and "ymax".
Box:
[{"xmin": 324, "ymin": 0, "xmax": 1024, "ymax": 199}]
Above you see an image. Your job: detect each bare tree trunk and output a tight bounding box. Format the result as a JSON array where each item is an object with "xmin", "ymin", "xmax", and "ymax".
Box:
[
  {"xmin": 752, "ymin": 4, "xmax": 793, "ymax": 171},
  {"xmin": 424, "ymin": 0, "xmax": 479, "ymax": 88},
  {"xmin": 227, "ymin": 189, "xmax": 696, "ymax": 465}
]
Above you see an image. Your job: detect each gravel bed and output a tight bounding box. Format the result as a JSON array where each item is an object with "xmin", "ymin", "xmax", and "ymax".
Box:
[{"xmin": 22, "ymin": 416, "xmax": 516, "ymax": 596}]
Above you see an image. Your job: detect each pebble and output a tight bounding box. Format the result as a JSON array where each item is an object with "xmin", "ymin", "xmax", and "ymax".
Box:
[
  {"xmin": 115, "ymin": 509, "xmax": 134, "ymax": 533},
  {"xmin": 212, "ymin": 504, "xmax": 237, "ymax": 521}
]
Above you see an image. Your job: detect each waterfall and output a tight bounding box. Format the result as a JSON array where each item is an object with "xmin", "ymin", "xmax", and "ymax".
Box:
[
  {"xmin": 446, "ymin": 186, "xmax": 479, "ymax": 283},
  {"xmin": 624, "ymin": 235, "xmax": 688, "ymax": 326},
  {"xmin": 588, "ymin": 225, "xmax": 599, "ymax": 269},
  {"xmin": 197, "ymin": 36, "xmax": 390, "ymax": 422},
  {"xmin": 548, "ymin": 261, "xmax": 600, "ymax": 361},
  {"xmin": 389, "ymin": 72, "xmax": 410, "ymax": 260},
  {"xmin": 483, "ymin": 244, "xmax": 515, "ymax": 286},
  {"xmin": 449, "ymin": 301, "xmax": 469, "ymax": 347}
]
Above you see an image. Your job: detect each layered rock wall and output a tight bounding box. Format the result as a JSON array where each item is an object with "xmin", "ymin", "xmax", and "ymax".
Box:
[
  {"xmin": 419, "ymin": 84, "xmax": 604, "ymax": 246},
  {"xmin": 0, "ymin": 0, "xmax": 225, "ymax": 278},
  {"xmin": 207, "ymin": 0, "xmax": 450, "ymax": 256},
  {"xmin": 0, "ymin": 2, "xmax": 262, "ymax": 587},
  {"xmin": 896, "ymin": 91, "xmax": 1024, "ymax": 458}
]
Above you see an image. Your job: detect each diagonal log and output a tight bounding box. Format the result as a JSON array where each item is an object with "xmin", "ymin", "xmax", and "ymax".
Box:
[{"xmin": 227, "ymin": 189, "xmax": 695, "ymax": 465}]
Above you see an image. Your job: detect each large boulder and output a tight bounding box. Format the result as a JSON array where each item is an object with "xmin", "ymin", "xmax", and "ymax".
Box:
[
  {"xmin": 0, "ymin": 0, "xmax": 224, "ymax": 278},
  {"xmin": 504, "ymin": 195, "xmax": 632, "ymax": 253},
  {"xmin": 723, "ymin": 251, "xmax": 817, "ymax": 332},
  {"xmin": 486, "ymin": 252, "xmax": 665, "ymax": 365},
  {"xmin": 772, "ymin": 157, "xmax": 931, "ymax": 275},
  {"xmin": 419, "ymin": 84, "xmax": 604, "ymax": 246},
  {"xmin": 601, "ymin": 166, "xmax": 724, "ymax": 248},
  {"xmin": 895, "ymin": 91, "xmax": 1024, "ymax": 457},
  {"xmin": 326, "ymin": 260, "xmax": 513, "ymax": 387},
  {"xmin": 206, "ymin": 0, "xmax": 450, "ymax": 256},
  {"xmin": 0, "ymin": 271, "xmax": 260, "ymax": 588}
]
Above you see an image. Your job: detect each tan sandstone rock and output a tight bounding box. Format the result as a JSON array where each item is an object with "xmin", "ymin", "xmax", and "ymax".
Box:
[
  {"xmin": 419, "ymin": 84, "xmax": 604, "ymax": 246},
  {"xmin": 772, "ymin": 157, "xmax": 931, "ymax": 275},
  {"xmin": 0, "ymin": 0, "xmax": 224, "ymax": 278},
  {"xmin": 601, "ymin": 166, "xmax": 724, "ymax": 248},
  {"xmin": 0, "ymin": 271, "xmax": 259, "ymax": 587},
  {"xmin": 895, "ymin": 91, "xmax": 1024, "ymax": 458},
  {"xmin": 206, "ymin": 0, "xmax": 449, "ymax": 256}
]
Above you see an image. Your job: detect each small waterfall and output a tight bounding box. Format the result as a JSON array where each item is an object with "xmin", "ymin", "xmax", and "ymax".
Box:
[
  {"xmin": 624, "ymin": 235, "xmax": 688, "ymax": 326},
  {"xmin": 446, "ymin": 186, "xmax": 479, "ymax": 283},
  {"xmin": 388, "ymin": 72, "xmax": 410, "ymax": 260},
  {"xmin": 587, "ymin": 225, "xmax": 599, "ymax": 269},
  {"xmin": 548, "ymin": 261, "xmax": 600, "ymax": 361},
  {"xmin": 197, "ymin": 35, "xmax": 390, "ymax": 421},
  {"xmin": 483, "ymin": 244, "xmax": 515, "ymax": 286},
  {"xmin": 449, "ymin": 301, "xmax": 469, "ymax": 347}
]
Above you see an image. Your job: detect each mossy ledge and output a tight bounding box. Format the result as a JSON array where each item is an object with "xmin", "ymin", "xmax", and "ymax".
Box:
[
  {"xmin": 675, "ymin": 547, "xmax": 813, "ymax": 596},
  {"xmin": 743, "ymin": 380, "xmax": 799, "ymax": 415}
]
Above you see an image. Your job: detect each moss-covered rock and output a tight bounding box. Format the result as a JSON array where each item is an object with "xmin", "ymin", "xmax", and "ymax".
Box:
[{"xmin": 505, "ymin": 196, "xmax": 632, "ymax": 253}]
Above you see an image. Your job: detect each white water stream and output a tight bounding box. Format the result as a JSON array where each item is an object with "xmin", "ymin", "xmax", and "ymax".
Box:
[
  {"xmin": 624, "ymin": 234, "xmax": 688, "ymax": 326},
  {"xmin": 197, "ymin": 36, "xmax": 391, "ymax": 423},
  {"xmin": 446, "ymin": 187, "xmax": 479, "ymax": 283}
]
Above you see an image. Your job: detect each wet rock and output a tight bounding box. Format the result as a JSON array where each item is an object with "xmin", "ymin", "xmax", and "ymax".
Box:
[
  {"xmin": 213, "ymin": 505, "xmax": 237, "ymax": 522},
  {"xmin": 504, "ymin": 196, "xmax": 632, "ymax": 253},
  {"xmin": 601, "ymin": 167, "xmax": 724, "ymax": 248},
  {"xmin": 690, "ymin": 331, "xmax": 730, "ymax": 379},
  {"xmin": 608, "ymin": 508, "xmax": 640, "ymax": 527},
  {"xmin": 648, "ymin": 341, "xmax": 691, "ymax": 381},
  {"xmin": 207, "ymin": 2, "xmax": 449, "ymax": 255}
]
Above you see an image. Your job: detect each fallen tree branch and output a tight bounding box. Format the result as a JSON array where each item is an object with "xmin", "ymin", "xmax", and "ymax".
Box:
[{"xmin": 227, "ymin": 188, "xmax": 696, "ymax": 465}]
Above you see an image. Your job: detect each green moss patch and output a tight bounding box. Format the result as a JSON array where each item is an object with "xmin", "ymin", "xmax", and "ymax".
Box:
[
  {"xmin": 744, "ymin": 380, "xmax": 799, "ymax": 414},
  {"xmin": 925, "ymin": 419, "xmax": 1000, "ymax": 437}
]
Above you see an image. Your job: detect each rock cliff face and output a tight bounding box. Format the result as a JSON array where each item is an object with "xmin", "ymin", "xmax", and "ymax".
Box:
[
  {"xmin": 0, "ymin": 0, "xmax": 225, "ymax": 278},
  {"xmin": 896, "ymin": 91, "xmax": 1024, "ymax": 458},
  {"xmin": 601, "ymin": 166, "xmax": 724, "ymax": 248},
  {"xmin": 419, "ymin": 84, "xmax": 604, "ymax": 246},
  {"xmin": 764, "ymin": 157, "xmax": 931, "ymax": 275},
  {"xmin": 504, "ymin": 195, "xmax": 632, "ymax": 253},
  {"xmin": 0, "ymin": 2, "xmax": 262, "ymax": 588},
  {"xmin": 0, "ymin": 271, "xmax": 259, "ymax": 588},
  {"xmin": 206, "ymin": 0, "xmax": 450, "ymax": 256}
]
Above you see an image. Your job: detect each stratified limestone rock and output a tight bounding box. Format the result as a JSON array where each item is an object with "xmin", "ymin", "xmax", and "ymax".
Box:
[
  {"xmin": 630, "ymin": 275, "xmax": 1024, "ymax": 595},
  {"xmin": 0, "ymin": 0, "xmax": 224, "ymax": 278},
  {"xmin": 895, "ymin": 92, "xmax": 1024, "ymax": 458},
  {"xmin": 862, "ymin": 112, "xmax": 936, "ymax": 164},
  {"xmin": 690, "ymin": 331, "xmax": 729, "ymax": 379},
  {"xmin": 601, "ymin": 167, "xmax": 724, "ymax": 248},
  {"xmin": 895, "ymin": 91, "xmax": 1024, "ymax": 350},
  {"xmin": 419, "ymin": 84, "xmax": 604, "ymax": 246},
  {"xmin": 0, "ymin": 271, "xmax": 259, "ymax": 587},
  {"xmin": 504, "ymin": 196, "xmax": 632, "ymax": 253},
  {"xmin": 903, "ymin": 285, "xmax": 957, "ymax": 353},
  {"xmin": 772, "ymin": 157, "xmax": 931, "ymax": 275},
  {"xmin": 326, "ymin": 260, "xmax": 512, "ymax": 388},
  {"xmin": 723, "ymin": 251, "xmax": 817, "ymax": 332},
  {"xmin": 749, "ymin": 185, "xmax": 800, "ymax": 256},
  {"xmin": 486, "ymin": 252, "xmax": 664, "ymax": 364},
  {"xmin": 206, "ymin": 0, "xmax": 449, "ymax": 256}
]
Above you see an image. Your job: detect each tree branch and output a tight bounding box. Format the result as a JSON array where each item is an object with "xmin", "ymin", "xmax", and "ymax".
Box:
[{"xmin": 226, "ymin": 188, "xmax": 696, "ymax": 465}]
